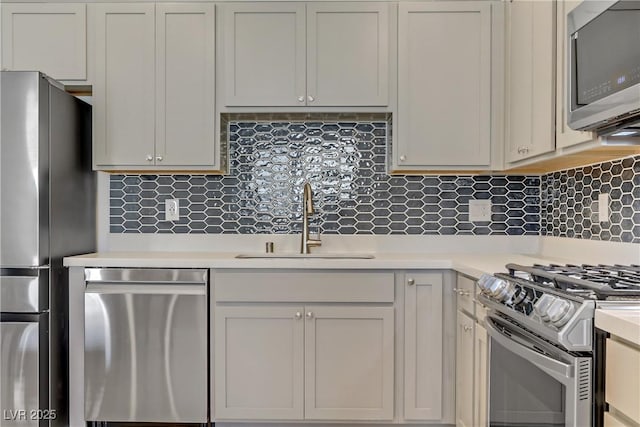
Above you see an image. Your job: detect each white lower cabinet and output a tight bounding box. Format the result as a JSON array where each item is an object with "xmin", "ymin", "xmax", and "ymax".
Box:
[
  {"xmin": 473, "ymin": 323, "xmax": 489, "ymax": 427},
  {"xmin": 455, "ymin": 273, "xmax": 489, "ymax": 427},
  {"xmin": 214, "ymin": 306, "xmax": 304, "ymax": 420},
  {"xmin": 456, "ymin": 311, "xmax": 475, "ymax": 427},
  {"xmin": 212, "ymin": 269, "xmax": 456, "ymax": 424},
  {"xmin": 214, "ymin": 304, "xmax": 394, "ymax": 421},
  {"xmin": 403, "ymin": 272, "xmax": 445, "ymax": 420},
  {"xmin": 305, "ymin": 306, "xmax": 394, "ymax": 420}
]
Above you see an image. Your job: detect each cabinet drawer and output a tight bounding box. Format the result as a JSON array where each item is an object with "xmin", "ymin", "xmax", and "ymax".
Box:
[
  {"xmin": 214, "ymin": 270, "xmax": 394, "ymax": 303},
  {"xmin": 606, "ymin": 338, "xmax": 640, "ymax": 424},
  {"xmin": 456, "ymin": 274, "xmax": 476, "ymax": 316}
]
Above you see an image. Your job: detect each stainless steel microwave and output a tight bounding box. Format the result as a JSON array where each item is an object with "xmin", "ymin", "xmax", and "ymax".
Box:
[{"xmin": 567, "ymin": 1, "xmax": 640, "ymax": 136}]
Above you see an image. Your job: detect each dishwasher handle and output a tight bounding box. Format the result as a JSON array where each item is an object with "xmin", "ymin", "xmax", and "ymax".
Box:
[
  {"xmin": 85, "ymin": 268, "xmax": 207, "ymax": 284},
  {"xmin": 84, "ymin": 268, "xmax": 208, "ymax": 295},
  {"xmin": 85, "ymin": 282, "xmax": 205, "ymax": 295}
]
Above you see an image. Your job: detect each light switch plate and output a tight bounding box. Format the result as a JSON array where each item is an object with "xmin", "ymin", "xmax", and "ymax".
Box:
[
  {"xmin": 469, "ymin": 199, "xmax": 492, "ymax": 222},
  {"xmin": 598, "ymin": 193, "xmax": 609, "ymax": 223},
  {"xmin": 165, "ymin": 199, "xmax": 179, "ymax": 221}
]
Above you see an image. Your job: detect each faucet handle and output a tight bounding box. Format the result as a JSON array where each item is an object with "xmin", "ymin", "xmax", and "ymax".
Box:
[{"xmin": 308, "ymin": 232, "xmax": 322, "ymax": 247}]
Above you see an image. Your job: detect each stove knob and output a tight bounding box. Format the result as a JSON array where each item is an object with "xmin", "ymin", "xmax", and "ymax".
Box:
[
  {"xmin": 533, "ymin": 294, "xmax": 556, "ymax": 322},
  {"xmin": 476, "ymin": 274, "xmax": 495, "ymax": 293},
  {"xmin": 547, "ymin": 299, "xmax": 575, "ymax": 328},
  {"xmin": 487, "ymin": 278, "xmax": 515, "ymax": 302}
]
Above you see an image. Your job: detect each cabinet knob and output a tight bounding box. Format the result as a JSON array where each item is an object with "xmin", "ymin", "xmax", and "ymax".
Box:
[
  {"xmin": 400, "ymin": 155, "xmax": 406, "ymax": 162},
  {"xmin": 156, "ymin": 156, "xmax": 163, "ymax": 162},
  {"xmin": 407, "ymin": 278, "xmax": 415, "ymax": 286},
  {"xmin": 298, "ymin": 96, "xmax": 305, "ymax": 102},
  {"xmin": 295, "ymin": 312, "xmax": 302, "ymax": 319},
  {"xmin": 307, "ymin": 95, "xmax": 314, "ymax": 102},
  {"xmin": 146, "ymin": 155, "xmax": 153, "ymax": 162},
  {"xmin": 463, "ymin": 325, "xmax": 472, "ymax": 332},
  {"xmin": 306, "ymin": 311, "xmax": 314, "ymax": 319}
]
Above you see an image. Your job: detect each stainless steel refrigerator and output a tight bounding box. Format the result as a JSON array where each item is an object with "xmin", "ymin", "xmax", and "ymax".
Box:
[{"xmin": 0, "ymin": 71, "xmax": 95, "ymax": 427}]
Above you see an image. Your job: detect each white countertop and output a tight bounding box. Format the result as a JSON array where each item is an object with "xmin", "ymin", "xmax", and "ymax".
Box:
[
  {"xmin": 64, "ymin": 251, "xmax": 562, "ymax": 278},
  {"xmin": 596, "ymin": 309, "xmax": 640, "ymax": 347}
]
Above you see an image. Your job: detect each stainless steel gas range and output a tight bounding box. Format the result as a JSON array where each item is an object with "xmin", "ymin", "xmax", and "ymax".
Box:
[{"xmin": 477, "ymin": 264, "xmax": 640, "ymax": 427}]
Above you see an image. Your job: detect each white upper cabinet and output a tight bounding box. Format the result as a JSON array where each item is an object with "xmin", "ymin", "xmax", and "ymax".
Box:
[
  {"xmin": 1, "ymin": 3, "xmax": 87, "ymax": 82},
  {"xmin": 505, "ymin": 0, "xmax": 556, "ymax": 164},
  {"xmin": 92, "ymin": 3, "xmax": 218, "ymax": 171},
  {"xmin": 92, "ymin": 3, "xmax": 156, "ymax": 168},
  {"xmin": 222, "ymin": 2, "xmax": 305, "ymax": 107},
  {"xmin": 156, "ymin": 3, "xmax": 216, "ymax": 167},
  {"xmin": 555, "ymin": 0, "xmax": 594, "ymax": 150},
  {"xmin": 221, "ymin": 2, "xmax": 389, "ymax": 107},
  {"xmin": 306, "ymin": 3, "xmax": 389, "ymax": 106},
  {"xmin": 395, "ymin": 1, "xmax": 496, "ymax": 170}
]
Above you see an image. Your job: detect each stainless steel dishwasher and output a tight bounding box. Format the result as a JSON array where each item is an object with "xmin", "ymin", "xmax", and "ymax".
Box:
[{"xmin": 83, "ymin": 268, "xmax": 208, "ymax": 423}]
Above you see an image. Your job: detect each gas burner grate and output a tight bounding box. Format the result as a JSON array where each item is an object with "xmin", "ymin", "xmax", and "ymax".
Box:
[{"xmin": 505, "ymin": 263, "xmax": 640, "ymax": 300}]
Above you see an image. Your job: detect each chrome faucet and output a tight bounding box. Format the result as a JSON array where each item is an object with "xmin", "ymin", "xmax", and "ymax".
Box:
[{"xmin": 301, "ymin": 182, "xmax": 322, "ymax": 254}]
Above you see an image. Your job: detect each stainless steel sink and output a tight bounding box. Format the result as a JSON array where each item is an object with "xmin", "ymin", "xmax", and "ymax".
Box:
[{"xmin": 235, "ymin": 253, "xmax": 375, "ymax": 259}]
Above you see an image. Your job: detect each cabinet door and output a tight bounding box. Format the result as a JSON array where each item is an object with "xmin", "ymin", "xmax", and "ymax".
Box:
[
  {"xmin": 397, "ymin": 2, "xmax": 492, "ymax": 168},
  {"xmin": 222, "ymin": 2, "xmax": 305, "ymax": 106},
  {"xmin": 156, "ymin": 3, "xmax": 216, "ymax": 167},
  {"xmin": 505, "ymin": 0, "xmax": 555, "ymax": 163},
  {"xmin": 555, "ymin": 0, "xmax": 594, "ymax": 150},
  {"xmin": 404, "ymin": 273, "xmax": 444, "ymax": 420},
  {"xmin": 306, "ymin": 3, "xmax": 388, "ymax": 106},
  {"xmin": 305, "ymin": 306, "xmax": 394, "ymax": 420},
  {"xmin": 214, "ymin": 306, "xmax": 304, "ymax": 420},
  {"xmin": 456, "ymin": 311, "xmax": 475, "ymax": 427},
  {"xmin": 1, "ymin": 3, "xmax": 87, "ymax": 81},
  {"xmin": 473, "ymin": 323, "xmax": 489, "ymax": 427},
  {"xmin": 92, "ymin": 3, "xmax": 155, "ymax": 167}
]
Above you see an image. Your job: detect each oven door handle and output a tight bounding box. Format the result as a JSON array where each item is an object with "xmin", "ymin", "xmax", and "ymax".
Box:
[{"xmin": 485, "ymin": 317, "xmax": 574, "ymax": 383}]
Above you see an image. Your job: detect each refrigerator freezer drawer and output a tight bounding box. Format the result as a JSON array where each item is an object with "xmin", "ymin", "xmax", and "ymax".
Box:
[
  {"xmin": 0, "ymin": 270, "xmax": 48, "ymax": 312},
  {"xmin": 84, "ymin": 284, "xmax": 207, "ymax": 422},
  {"xmin": 0, "ymin": 319, "xmax": 46, "ymax": 427}
]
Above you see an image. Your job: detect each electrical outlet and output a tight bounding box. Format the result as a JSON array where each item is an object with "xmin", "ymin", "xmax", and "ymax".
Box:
[
  {"xmin": 469, "ymin": 199, "xmax": 492, "ymax": 222},
  {"xmin": 165, "ymin": 199, "xmax": 179, "ymax": 221},
  {"xmin": 598, "ymin": 193, "xmax": 609, "ymax": 223}
]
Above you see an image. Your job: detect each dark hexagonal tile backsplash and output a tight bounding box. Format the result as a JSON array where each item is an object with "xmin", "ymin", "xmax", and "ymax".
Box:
[
  {"xmin": 110, "ymin": 118, "xmax": 640, "ymax": 241},
  {"xmin": 541, "ymin": 156, "xmax": 640, "ymax": 243},
  {"xmin": 110, "ymin": 119, "xmax": 543, "ymax": 235}
]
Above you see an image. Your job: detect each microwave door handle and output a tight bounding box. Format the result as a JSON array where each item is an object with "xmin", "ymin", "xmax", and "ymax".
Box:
[{"xmin": 485, "ymin": 317, "xmax": 573, "ymax": 384}]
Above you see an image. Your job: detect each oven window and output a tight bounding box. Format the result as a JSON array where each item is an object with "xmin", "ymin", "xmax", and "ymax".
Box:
[{"xmin": 490, "ymin": 340, "xmax": 565, "ymax": 426}]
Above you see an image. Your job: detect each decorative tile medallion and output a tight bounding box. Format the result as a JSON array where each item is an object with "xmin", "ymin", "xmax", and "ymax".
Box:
[{"xmin": 110, "ymin": 117, "xmax": 541, "ymax": 235}]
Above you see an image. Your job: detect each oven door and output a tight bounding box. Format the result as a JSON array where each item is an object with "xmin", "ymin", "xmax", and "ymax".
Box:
[{"xmin": 485, "ymin": 314, "xmax": 592, "ymax": 427}]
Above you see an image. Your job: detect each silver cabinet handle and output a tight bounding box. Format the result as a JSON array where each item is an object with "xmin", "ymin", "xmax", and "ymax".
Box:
[
  {"xmin": 407, "ymin": 278, "xmax": 415, "ymax": 286},
  {"xmin": 400, "ymin": 155, "xmax": 406, "ymax": 161},
  {"xmin": 295, "ymin": 312, "xmax": 302, "ymax": 319},
  {"xmin": 306, "ymin": 311, "xmax": 313, "ymax": 319},
  {"xmin": 463, "ymin": 325, "xmax": 472, "ymax": 332},
  {"xmin": 298, "ymin": 96, "xmax": 304, "ymax": 102},
  {"xmin": 146, "ymin": 155, "xmax": 153, "ymax": 161},
  {"xmin": 307, "ymin": 95, "xmax": 314, "ymax": 102},
  {"xmin": 156, "ymin": 156, "xmax": 163, "ymax": 162}
]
